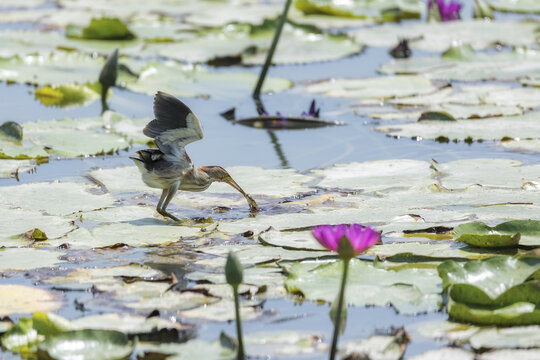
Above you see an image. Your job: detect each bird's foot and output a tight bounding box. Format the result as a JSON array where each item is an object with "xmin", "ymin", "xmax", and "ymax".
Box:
[{"xmin": 157, "ymin": 208, "xmax": 182, "ymax": 223}]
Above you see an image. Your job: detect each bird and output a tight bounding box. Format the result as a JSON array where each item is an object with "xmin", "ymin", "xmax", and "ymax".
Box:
[{"xmin": 130, "ymin": 91, "xmax": 258, "ymax": 222}]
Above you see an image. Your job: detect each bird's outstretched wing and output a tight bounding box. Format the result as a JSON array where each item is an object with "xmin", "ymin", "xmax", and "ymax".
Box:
[{"xmin": 143, "ymin": 92, "xmax": 203, "ymax": 151}]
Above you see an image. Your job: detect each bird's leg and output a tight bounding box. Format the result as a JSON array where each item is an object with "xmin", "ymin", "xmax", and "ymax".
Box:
[
  {"xmin": 156, "ymin": 189, "xmax": 167, "ymax": 213},
  {"xmin": 159, "ymin": 183, "xmax": 181, "ymax": 222}
]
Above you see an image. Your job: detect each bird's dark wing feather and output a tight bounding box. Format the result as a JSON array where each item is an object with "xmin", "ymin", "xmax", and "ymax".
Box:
[{"xmin": 143, "ymin": 91, "xmax": 203, "ymax": 149}]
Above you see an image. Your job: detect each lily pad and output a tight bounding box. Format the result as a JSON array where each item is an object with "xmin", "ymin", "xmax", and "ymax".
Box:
[
  {"xmin": 376, "ymin": 112, "xmax": 540, "ymax": 142},
  {"xmin": 34, "ymin": 84, "xmax": 99, "ymax": 108},
  {"xmin": 434, "ymin": 158, "xmax": 540, "ymax": 189},
  {"xmin": 455, "ymin": 220, "xmax": 540, "ymax": 248},
  {"xmin": 479, "ymin": 349, "xmax": 540, "ymax": 360},
  {"xmin": 137, "ymin": 339, "xmax": 235, "ymax": 359},
  {"xmin": 469, "ymin": 326, "xmax": 540, "ymax": 349},
  {"xmin": 295, "ymin": 0, "xmax": 423, "ymax": 20},
  {"xmin": 37, "ymin": 329, "xmax": 133, "ymax": 360},
  {"xmin": 381, "ymin": 49, "xmax": 540, "ymax": 82},
  {"xmin": 0, "ymin": 159, "xmax": 35, "ymax": 178},
  {"xmin": 259, "ymin": 228, "xmax": 328, "ymax": 251},
  {"xmin": 489, "ymin": 0, "xmax": 540, "ymax": 14},
  {"xmin": 66, "ymin": 17, "xmax": 135, "ymax": 40},
  {"xmin": 311, "ymin": 159, "xmax": 434, "ymax": 191},
  {"xmin": 409, "ymin": 347, "xmax": 474, "ymax": 360},
  {"xmin": 0, "ymin": 248, "xmax": 64, "ymax": 271},
  {"xmin": 305, "ymin": 75, "xmax": 439, "ymax": 99},
  {"xmin": 285, "ymin": 259, "xmax": 442, "ymax": 314},
  {"xmin": 448, "ymin": 297, "xmax": 540, "ymax": 326},
  {"xmin": 340, "ymin": 334, "xmax": 407, "ymax": 360},
  {"xmin": 69, "ymin": 313, "xmax": 190, "ymax": 336},
  {"xmin": 154, "ymin": 21, "xmax": 362, "ymax": 65},
  {"xmin": 352, "ymin": 20, "xmax": 538, "ymax": 51},
  {"xmin": 206, "ymin": 166, "xmax": 315, "ymax": 197},
  {"xmin": 56, "ymin": 222, "xmax": 201, "ymax": 248},
  {"xmin": 0, "ymin": 285, "xmax": 61, "ymax": 316},
  {"xmin": 123, "ymin": 61, "xmax": 291, "ymax": 99},
  {"xmin": 437, "ymin": 256, "xmax": 540, "ymax": 305},
  {"xmin": 0, "ymin": 181, "xmax": 115, "ymax": 215}
]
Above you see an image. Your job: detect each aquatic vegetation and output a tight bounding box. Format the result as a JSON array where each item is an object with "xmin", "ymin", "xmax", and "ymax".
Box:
[{"xmin": 312, "ymin": 224, "xmax": 380, "ymax": 359}]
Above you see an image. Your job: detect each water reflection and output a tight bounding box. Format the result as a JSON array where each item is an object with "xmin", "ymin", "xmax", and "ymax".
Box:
[{"xmin": 267, "ymin": 130, "xmax": 290, "ymax": 169}]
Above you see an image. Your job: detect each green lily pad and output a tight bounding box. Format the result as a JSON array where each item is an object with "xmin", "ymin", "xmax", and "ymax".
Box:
[
  {"xmin": 489, "ymin": 0, "xmax": 540, "ymax": 14},
  {"xmin": 414, "ymin": 320, "xmax": 479, "ymax": 343},
  {"xmin": 185, "ymin": 3, "xmax": 283, "ymax": 27},
  {"xmin": 153, "ymin": 21, "xmax": 362, "ymax": 65},
  {"xmin": 469, "ymin": 325, "xmax": 540, "ymax": 349},
  {"xmin": 448, "ymin": 297, "xmax": 540, "ymax": 326},
  {"xmin": 409, "ymin": 347, "xmax": 474, "ymax": 360},
  {"xmin": 376, "ymin": 112, "xmax": 540, "ymax": 142},
  {"xmin": 438, "ymin": 256, "xmax": 540, "ymax": 305},
  {"xmin": 340, "ymin": 334, "xmax": 407, "ymax": 360},
  {"xmin": 137, "ymin": 339, "xmax": 235, "ymax": 359},
  {"xmin": 34, "ymin": 84, "xmax": 99, "ymax": 108},
  {"xmin": 311, "ymin": 159, "xmax": 433, "ymax": 191},
  {"xmin": 206, "ymin": 166, "xmax": 315, "ymax": 197},
  {"xmin": 259, "ymin": 228, "xmax": 328, "ymax": 251},
  {"xmin": 0, "ymin": 181, "xmax": 115, "ymax": 215},
  {"xmin": 45, "ymin": 264, "xmax": 167, "ymax": 289},
  {"xmin": 194, "ymin": 243, "xmax": 332, "ymax": 269},
  {"xmin": 1, "ymin": 318, "xmax": 39, "ymax": 354},
  {"xmin": 67, "ymin": 17, "xmax": 135, "ymax": 40},
  {"xmin": 294, "ymin": 0, "xmax": 423, "ymax": 20},
  {"xmin": 285, "ymin": 259, "xmax": 441, "ymax": 314},
  {"xmin": 0, "ymin": 248, "xmax": 65, "ymax": 271},
  {"xmin": 455, "ymin": 220, "xmax": 540, "ymax": 248},
  {"xmin": 0, "ymin": 285, "xmax": 61, "ymax": 316},
  {"xmin": 123, "ymin": 61, "xmax": 291, "ymax": 99},
  {"xmin": 478, "ymin": 349, "xmax": 540, "ymax": 360},
  {"xmin": 37, "ymin": 329, "xmax": 133, "ymax": 360},
  {"xmin": 179, "ymin": 298, "xmax": 264, "ymax": 321},
  {"xmin": 55, "ymin": 222, "xmax": 201, "ymax": 248},
  {"xmin": 434, "ymin": 158, "xmax": 540, "ymax": 189},
  {"xmin": 381, "ymin": 48, "xmax": 540, "ymax": 82},
  {"xmin": 352, "ymin": 20, "xmax": 538, "ymax": 51},
  {"xmin": 69, "ymin": 313, "xmax": 190, "ymax": 336},
  {"xmin": 305, "ymin": 75, "xmax": 439, "ymax": 99},
  {"xmin": 0, "ymin": 159, "xmax": 35, "ymax": 178},
  {"xmin": 500, "ymin": 139, "xmax": 540, "ymax": 153},
  {"xmin": 366, "ymin": 242, "xmax": 503, "ymax": 260}
]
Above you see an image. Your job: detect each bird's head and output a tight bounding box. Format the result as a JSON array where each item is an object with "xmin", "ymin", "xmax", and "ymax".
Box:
[{"xmin": 200, "ymin": 166, "xmax": 258, "ymax": 214}]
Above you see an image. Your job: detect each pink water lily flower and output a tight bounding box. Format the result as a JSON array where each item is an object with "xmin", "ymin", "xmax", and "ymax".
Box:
[
  {"xmin": 428, "ymin": 0, "xmax": 462, "ymax": 21},
  {"xmin": 312, "ymin": 224, "xmax": 380, "ymax": 255}
]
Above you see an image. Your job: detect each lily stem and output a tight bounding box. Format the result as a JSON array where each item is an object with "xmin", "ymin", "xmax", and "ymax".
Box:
[
  {"xmin": 252, "ymin": 0, "xmax": 292, "ymax": 99},
  {"xmin": 233, "ymin": 285, "xmax": 245, "ymax": 360},
  {"xmin": 329, "ymin": 258, "xmax": 350, "ymax": 360}
]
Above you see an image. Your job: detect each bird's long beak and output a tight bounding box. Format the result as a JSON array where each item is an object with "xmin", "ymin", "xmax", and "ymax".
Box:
[{"xmin": 225, "ymin": 176, "xmax": 258, "ymax": 214}]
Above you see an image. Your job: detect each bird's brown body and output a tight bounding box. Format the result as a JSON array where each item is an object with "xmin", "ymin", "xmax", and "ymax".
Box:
[{"xmin": 131, "ymin": 92, "xmax": 257, "ymax": 222}]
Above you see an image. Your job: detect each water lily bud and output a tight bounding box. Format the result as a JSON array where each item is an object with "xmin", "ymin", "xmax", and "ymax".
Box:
[
  {"xmin": 99, "ymin": 48, "xmax": 119, "ymax": 89},
  {"xmin": 473, "ymin": 0, "xmax": 494, "ymax": 20},
  {"xmin": 225, "ymin": 251, "xmax": 243, "ymax": 287},
  {"xmin": 337, "ymin": 236, "xmax": 355, "ymax": 261}
]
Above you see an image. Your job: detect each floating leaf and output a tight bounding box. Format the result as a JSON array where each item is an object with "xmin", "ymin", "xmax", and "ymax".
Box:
[
  {"xmin": 34, "ymin": 84, "xmax": 99, "ymax": 108},
  {"xmin": 340, "ymin": 334, "xmax": 407, "ymax": 360},
  {"xmin": 352, "ymin": 20, "xmax": 538, "ymax": 51},
  {"xmin": 409, "ymin": 347, "xmax": 474, "ymax": 360},
  {"xmin": 123, "ymin": 61, "xmax": 291, "ymax": 99},
  {"xmin": 469, "ymin": 326, "xmax": 540, "ymax": 350},
  {"xmin": 438, "ymin": 256, "xmax": 540, "ymax": 305},
  {"xmin": 294, "ymin": 0, "xmax": 423, "ymax": 20},
  {"xmin": 67, "ymin": 17, "xmax": 135, "ymax": 40},
  {"xmin": 0, "ymin": 285, "xmax": 61, "ymax": 316},
  {"xmin": 305, "ymin": 75, "xmax": 439, "ymax": 99},
  {"xmin": 37, "ymin": 329, "xmax": 133, "ymax": 360},
  {"xmin": 0, "ymin": 159, "xmax": 35, "ymax": 178},
  {"xmin": 455, "ymin": 220, "xmax": 540, "ymax": 248},
  {"xmin": 153, "ymin": 21, "xmax": 362, "ymax": 65},
  {"xmin": 285, "ymin": 259, "xmax": 441, "ymax": 314},
  {"xmin": 448, "ymin": 297, "xmax": 540, "ymax": 326},
  {"xmin": 0, "ymin": 181, "xmax": 115, "ymax": 215},
  {"xmin": 0, "ymin": 248, "xmax": 64, "ymax": 271}
]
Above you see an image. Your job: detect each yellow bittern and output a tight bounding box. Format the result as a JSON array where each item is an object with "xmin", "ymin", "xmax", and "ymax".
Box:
[{"xmin": 131, "ymin": 91, "xmax": 258, "ymax": 222}]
